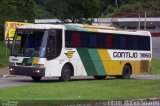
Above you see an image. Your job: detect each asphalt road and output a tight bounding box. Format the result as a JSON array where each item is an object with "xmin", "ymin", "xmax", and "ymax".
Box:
[
  {"xmin": 0, "ymin": 75, "xmax": 160, "ymax": 88},
  {"xmin": 152, "ymin": 37, "xmax": 160, "ymax": 57}
]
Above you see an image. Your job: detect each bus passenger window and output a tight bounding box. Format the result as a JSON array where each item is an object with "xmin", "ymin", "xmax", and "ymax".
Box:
[
  {"xmin": 89, "ymin": 34, "xmax": 97, "ymax": 48},
  {"xmin": 65, "ymin": 31, "xmax": 72, "ymax": 47},
  {"xmin": 120, "ymin": 36, "xmax": 126, "ymax": 49},
  {"xmin": 81, "ymin": 33, "xmax": 89, "ymax": 48},
  {"xmin": 98, "ymin": 35, "xmax": 105, "ymax": 48},
  {"xmin": 105, "ymin": 35, "xmax": 112, "ymax": 48},
  {"xmin": 72, "ymin": 32, "xmax": 80, "ymax": 47}
]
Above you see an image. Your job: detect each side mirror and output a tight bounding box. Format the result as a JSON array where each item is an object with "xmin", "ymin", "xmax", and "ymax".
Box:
[{"xmin": 6, "ymin": 40, "xmax": 12, "ymax": 49}]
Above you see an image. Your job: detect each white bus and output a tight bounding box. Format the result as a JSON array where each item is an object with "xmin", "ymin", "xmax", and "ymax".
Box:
[{"xmin": 9, "ymin": 24, "xmax": 152, "ymax": 81}]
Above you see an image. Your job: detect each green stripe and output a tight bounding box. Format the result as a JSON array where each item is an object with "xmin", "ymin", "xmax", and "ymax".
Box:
[
  {"xmin": 64, "ymin": 24, "xmax": 86, "ymax": 31},
  {"xmin": 77, "ymin": 48, "xmax": 97, "ymax": 76},
  {"xmin": 22, "ymin": 58, "xmax": 33, "ymax": 64},
  {"xmin": 88, "ymin": 49, "xmax": 106, "ymax": 76}
]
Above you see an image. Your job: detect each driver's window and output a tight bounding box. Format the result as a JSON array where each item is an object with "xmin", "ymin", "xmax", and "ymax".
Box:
[{"xmin": 46, "ymin": 30, "xmax": 56, "ymax": 60}]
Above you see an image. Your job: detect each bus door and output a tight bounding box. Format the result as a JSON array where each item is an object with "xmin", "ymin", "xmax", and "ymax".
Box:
[{"xmin": 45, "ymin": 29, "xmax": 62, "ymax": 77}]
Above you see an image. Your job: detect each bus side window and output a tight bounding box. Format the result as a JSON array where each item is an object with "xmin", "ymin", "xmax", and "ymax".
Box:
[
  {"xmin": 120, "ymin": 36, "xmax": 126, "ymax": 49},
  {"xmin": 105, "ymin": 35, "xmax": 112, "ymax": 48},
  {"xmin": 65, "ymin": 31, "xmax": 72, "ymax": 47},
  {"xmin": 89, "ymin": 34, "xmax": 97, "ymax": 48},
  {"xmin": 72, "ymin": 32, "xmax": 80, "ymax": 47},
  {"xmin": 98, "ymin": 34, "xmax": 105, "ymax": 48},
  {"xmin": 81, "ymin": 32, "xmax": 89, "ymax": 48}
]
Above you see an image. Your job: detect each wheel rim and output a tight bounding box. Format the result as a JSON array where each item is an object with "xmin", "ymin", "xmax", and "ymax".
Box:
[{"xmin": 124, "ymin": 69, "xmax": 130, "ymax": 79}]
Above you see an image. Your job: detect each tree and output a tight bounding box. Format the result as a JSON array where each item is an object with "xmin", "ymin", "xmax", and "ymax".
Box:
[
  {"xmin": 0, "ymin": 0, "xmax": 53, "ymax": 40},
  {"xmin": 47, "ymin": 0, "xmax": 103, "ymax": 23},
  {"xmin": 0, "ymin": 0, "xmax": 18, "ymax": 39}
]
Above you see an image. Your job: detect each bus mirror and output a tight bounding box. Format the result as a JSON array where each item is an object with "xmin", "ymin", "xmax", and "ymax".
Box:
[{"xmin": 7, "ymin": 40, "xmax": 12, "ymax": 49}]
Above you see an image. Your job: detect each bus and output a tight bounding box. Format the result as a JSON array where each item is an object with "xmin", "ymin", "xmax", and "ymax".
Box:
[{"xmin": 9, "ymin": 24, "xmax": 152, "ymax": 81}]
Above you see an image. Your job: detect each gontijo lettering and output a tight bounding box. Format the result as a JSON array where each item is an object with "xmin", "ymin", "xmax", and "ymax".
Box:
[
  {"xmin": 113, "ymin": 52, "xmax": 151, "ymax": 58},
  {"xmin": 113, "ymin": 52, "xmax": 138, "ymax": 58}
]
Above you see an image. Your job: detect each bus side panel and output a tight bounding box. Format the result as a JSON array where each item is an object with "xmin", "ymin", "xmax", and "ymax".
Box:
[
  {"xmin": 97, "ymin": 49, "xmax": 122, "ymax": 75},
  {"xmin": 45, "ymin": 59, "xmax": 63, "ymax": 77},
  {"xmin": 70, "ymin": 49, "xmax": 87, "ymax": 76},
  {"xmin": 76, "ymin": 48, "xmax": 107, "ymax": 76},
  {"xmin": 97, "ymin": 49, "xmax": 151, "ymax": 76}
]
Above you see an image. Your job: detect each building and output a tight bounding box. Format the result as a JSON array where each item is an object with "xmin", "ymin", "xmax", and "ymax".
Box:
[
  {"xmin": 93, "ymin": 17, "xmax": 160, "ymax": 37},
  {"xmin": 35, "ymin": 17, "xmax": 160, "ymax": 36}
]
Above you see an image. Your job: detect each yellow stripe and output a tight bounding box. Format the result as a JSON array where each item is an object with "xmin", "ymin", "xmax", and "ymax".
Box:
[
  {"xmin": 33, "ymin": 58, "xmax": 40, "ymax": 64},
  {"xmin": 97, "ymin": 49, "xmax": 122, "ymax": 75},
  {"xmin": 97, "ymin": 49, "xmax": 111, "ymax": 74},
  {"xmin": 86, "ymin": 28, "xmax": 98, "ymax": 32}
]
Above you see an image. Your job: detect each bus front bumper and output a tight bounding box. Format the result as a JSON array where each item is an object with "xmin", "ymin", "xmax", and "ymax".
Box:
[{"xmin": 9, "ymin": 66, "xmax": 45, "ymax": 77}]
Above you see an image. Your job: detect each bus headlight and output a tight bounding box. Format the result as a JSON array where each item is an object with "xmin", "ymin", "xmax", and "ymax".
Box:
[{"xmin": 9, "ymin": 68, "xmax": 15, "ymax": 73}]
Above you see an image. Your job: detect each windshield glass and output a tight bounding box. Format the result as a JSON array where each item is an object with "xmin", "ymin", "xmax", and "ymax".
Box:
[{"xmin": 11, "ymin": 29, "xmax": 47, "ymax": 57}]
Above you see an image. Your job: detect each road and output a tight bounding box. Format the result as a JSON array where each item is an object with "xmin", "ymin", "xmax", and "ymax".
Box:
[
  {"xmin": 152, "ymin": 37, "xmax": 160, "ymax": 57},
  {"xmin": 0, "ymin": 75, "xmax": 160, "ymax": 88}
]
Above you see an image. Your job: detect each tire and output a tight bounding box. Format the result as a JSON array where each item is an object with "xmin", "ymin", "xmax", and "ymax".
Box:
[
  {"xmin": 122, "ymin": 65, "xmax": 132, "ymax": 79},
  {"xmin": 115, "ymin": 75, "xmax": 123, "ymax": 79},
  {"xmin": 31, "ymin": 76, "xmax": 42, "ymax": 81},
  {"xmin": 60, "ymin": 65, "xmax": 72, "ymax": 81},
  {"xmin": 94, "ymin": 76, "xmax": 106, "ymax": 80}
]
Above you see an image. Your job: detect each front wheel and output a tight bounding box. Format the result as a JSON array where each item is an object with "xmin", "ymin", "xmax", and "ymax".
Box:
[
  {"xmin": 31, "ymin": 76, "xmax": 42, "ymax": 81},
  {"xmin": 60, "ymin": 65, "xmax": 72, "ymax": 81},
  {"xmin": 94, "ymin": 76, "xmax": 106, "ymax": 80}
]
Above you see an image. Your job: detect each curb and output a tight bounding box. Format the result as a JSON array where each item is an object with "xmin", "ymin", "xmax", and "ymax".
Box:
[{"xmin": 2, "ymin": 75, "xmax": 16, "ymax": 78}]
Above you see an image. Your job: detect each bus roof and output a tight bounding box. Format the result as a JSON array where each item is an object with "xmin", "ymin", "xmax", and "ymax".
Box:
[
  {"xmin": 17, "ymin": 23, "xmax": 151, "ymax": 36},
  {"xmin": 64, "ymin": 24, "xmax": 151, "ymax": 36}
]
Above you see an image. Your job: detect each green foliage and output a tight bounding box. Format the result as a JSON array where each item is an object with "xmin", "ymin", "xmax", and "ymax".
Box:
[
  {"xmin": 0, "ymin": 41, "xmax": 9, "ymax": 68},
  {"xmin": 0, "ymin": 0, "xmax": 53, "ymax": 40},
  {"xmin": 106, "ymin": 0, "xmax": 160, "ymax": 17},
  {"xmin": 47, "ymin": 0, "xmax": 103, "ymax": 22},
  {"xmin": 0, "ymin": 0, "xmax": 18, "ymax": 40}
]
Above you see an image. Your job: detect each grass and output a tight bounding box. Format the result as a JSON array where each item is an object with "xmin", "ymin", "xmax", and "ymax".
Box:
[
  {"xmin": 0, "ymin": 79, "xmax": 160, "ymax": 105},
  {"xmin": 0, "ymin": 40, "xmax": 9, "ymax": 68},
  {"xmin": 0, "ymin": 79, "xmax": 160, "ymax": 101},
  {"xmin": 151, "ymin": 58, "xmax": 160, "ymax": 74}
]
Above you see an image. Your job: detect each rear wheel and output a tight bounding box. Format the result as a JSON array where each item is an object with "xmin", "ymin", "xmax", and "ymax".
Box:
[
  {"xmin": 94, "ymin": 76, "xmax": 106, "ymax": 80},
  {"xmin": 31, "ymin": 76, "xmax": 42, "ymax": 81},
  {"xmin": 122, "ymin": 65, "xmax": 132, "ymax": 79},
  {"xmin": 60, "ymin": 65, "xmax": 72, "ymax": 81}
]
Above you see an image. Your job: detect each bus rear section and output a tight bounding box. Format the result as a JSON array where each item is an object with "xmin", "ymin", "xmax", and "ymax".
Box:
[{"xmin": 64, "ymin": 24, "xmax": 152, "ymax": 79}]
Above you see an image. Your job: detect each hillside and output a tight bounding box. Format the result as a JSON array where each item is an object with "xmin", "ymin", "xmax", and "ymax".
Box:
[{"xmin": 103, "ymin": 0, "xmax": 160, "ymax": 17}]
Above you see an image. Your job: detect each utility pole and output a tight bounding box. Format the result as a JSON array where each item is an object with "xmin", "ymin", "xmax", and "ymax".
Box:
[
  {"xmin": 138, "ymin": 14, "xmax": 141, "ymax": 30},
  {"xmin": 115, "ymin": 0, "xmax": 118, "ymax": 9},
  {"xmin": 144, "ymin": 11, "xmax": 147, "ymax": 30}
]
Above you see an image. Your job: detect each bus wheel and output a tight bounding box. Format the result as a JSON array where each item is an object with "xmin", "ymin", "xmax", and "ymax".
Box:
[
  {"xmin": 94, "ymin": 76, "xmax": 106, "ymax": 80},
  {"xmin": 60, "ymin": 65, "xmax": 71, "ymax": 81},
  {"xmin": 31, "ymin": 76, "xmax": 42, "ymax": 81},
  {"xmin": 122, "ymin": 65, "xmax": 132, "ymax": 79}
]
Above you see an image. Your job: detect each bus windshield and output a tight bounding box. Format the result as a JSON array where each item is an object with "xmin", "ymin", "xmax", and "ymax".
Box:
[{"xmin": 11, "ymin": 29, "xmax": 47, "ymax": 57}]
